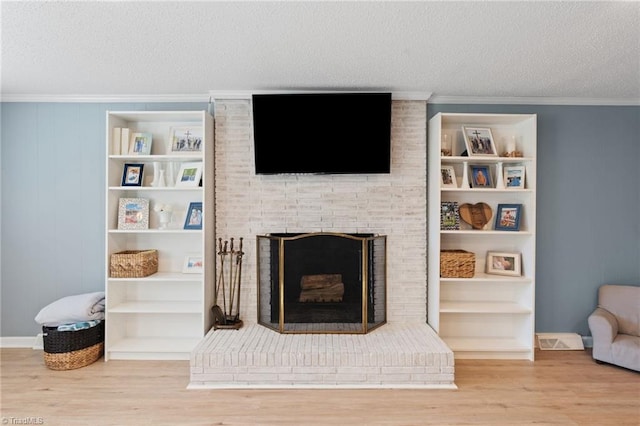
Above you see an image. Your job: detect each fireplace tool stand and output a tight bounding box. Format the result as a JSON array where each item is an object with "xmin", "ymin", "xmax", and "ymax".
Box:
[{"xmin": 212, "ymin": 237, "xmax": 244, "ymax": 330}]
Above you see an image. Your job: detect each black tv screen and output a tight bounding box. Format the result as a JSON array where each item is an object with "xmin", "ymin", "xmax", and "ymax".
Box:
[{"xmin": 252, "ymin": 92, "xmax": 392, "ymax": 174}]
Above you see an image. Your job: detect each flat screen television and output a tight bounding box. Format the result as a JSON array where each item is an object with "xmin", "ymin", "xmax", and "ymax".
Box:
[{"xmin": 252, "ymin": 92, "xmax": 392, "ymax": 174}]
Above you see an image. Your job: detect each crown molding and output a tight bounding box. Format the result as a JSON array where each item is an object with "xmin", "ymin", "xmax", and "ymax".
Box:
[
  {"xmin": 0, "ymin": 94, "xmax": 210, "ymax": 103},
  {"xmin": 2, "ymin": 93, "xmax": 637, "ymax": 106},
  {"xmin": 428, "ymin": 95, "xmax": 640, "ymax": 106},
  {"xmin": 208, "ymin": 90, "xmax": 433, "ymax": 101}
]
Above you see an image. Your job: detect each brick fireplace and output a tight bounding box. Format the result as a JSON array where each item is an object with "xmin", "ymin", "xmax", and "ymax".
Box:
[{"xmin": 189, "ymin": 97, "xmax": 455, "ymax": 388}]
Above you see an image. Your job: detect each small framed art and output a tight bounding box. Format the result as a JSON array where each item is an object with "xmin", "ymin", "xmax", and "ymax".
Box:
[
  {"xmin": 169, "ymin": 127, "xmax": 203, "ymax": 153},
  {"xmin": 440, "ymin": 201, "xmax": 460, "ymax": 230},
  {"xmin": 440, "ymin": 165, "xmax": 457, "ymax": 188},
  {"xmin": 470, "ymin": 164, "xmax": 493, "ymax": 188},
  {"xmin": 129, "ymin": 132, "xmax": 153, "ymax": 155},
  {"xmin": 117, "ymin": 198, "xmax": 149, "ymax": 230},
  {"xmin": 175, "ymin": 162, "xmax": 203, "ymax": 187},
  {"xmin": 462, "ymin": 126, "xmax": 497, "ymax": 157},
  {"xmin": 121, "ymin": 163, "xmax": 144, "ymax": 186},
  {"xmin": 504, "ymin": 165, "xmax": 526, "ymax": 189},
  {"xmin": 486, "ymin": 251, "xmax": 521, "ymax": 276},
  {"xmin": 184, "ymin": 202, "xmax": 203, "ymax": 230},
  {"xmin": 494, "ymin": 203, "xmax": 522, "ymax": 231},
  {"xmin": 183, "ymin": 254, "xmax": 204, "ymax": 273}
]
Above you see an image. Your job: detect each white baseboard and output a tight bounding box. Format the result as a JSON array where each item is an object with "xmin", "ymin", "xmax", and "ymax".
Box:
[{"xmin": 0, "ymin": 334, "xmax": 43, "ymax": 349}]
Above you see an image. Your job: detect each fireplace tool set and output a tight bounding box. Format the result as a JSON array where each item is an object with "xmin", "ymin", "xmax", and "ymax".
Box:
[{"xmin": 212, "ymin": 237, "xmax": 244, "ymax": 330}]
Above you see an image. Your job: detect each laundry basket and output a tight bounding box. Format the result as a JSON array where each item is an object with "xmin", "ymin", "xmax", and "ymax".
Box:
[{"xmin": 42, "ymin": 321, "xmax": 104, "ymax": 370}]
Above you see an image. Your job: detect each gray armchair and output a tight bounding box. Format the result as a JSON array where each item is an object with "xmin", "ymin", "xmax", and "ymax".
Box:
[{"xmin": 587, "ymin": 284, "xmax": 639, "ymax": 372}]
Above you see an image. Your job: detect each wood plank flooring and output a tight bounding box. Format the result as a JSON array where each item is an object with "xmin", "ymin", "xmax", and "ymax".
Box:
[{"xmin": 1, "ymin": 348, "xmax": 638, "ymax": 425}]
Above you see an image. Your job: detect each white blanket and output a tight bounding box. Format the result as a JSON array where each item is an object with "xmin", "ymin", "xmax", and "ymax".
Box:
[{"xmin": 35, "ymin": 291, "xmax": 105, "ymax": 327}]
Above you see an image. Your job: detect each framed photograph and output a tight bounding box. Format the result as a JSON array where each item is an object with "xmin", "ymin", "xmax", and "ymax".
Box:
[
  {"xmin": 183, "ymin": 254, "xmax": 204, "ymax": 273},
  {"xmin": 486, "ymin": 251, "xmax": 522, "ymax": 276},
  {"xmin": 440, "ymin": 201, "xmax": 460, "ymax": 230},
  {"xmin": 121, "ymin": 163, "xmax": 144, "ymax": 186},
  {"xmin": 129, "ymin": 132, "xmax": 153, "ymax": 155},
  {"xmin": 175, "ymin": 162, "xmax": 203, "ymax": 187},
  {"xmin": 462, "ymin": 126, "xmax": 497, "ymax": 157},
  {"xmin": 440, "ymin": 165, "xmax": 457, "ymax": 188},
  {"xmin": 184, "ymin": 202, "xmax": 203, "ymax": 230},
  {"xmin": 169, "ymin": 126, "xmax": 203, "ymax": 153},
  {"xmin": 470, "ymin": 164, "xmax": 493, "ymax": 188},
  {"xmin": 494, "ymin": 203, "xmax": 522, "ymax": 231},
  {"xmin": 504, "ymin": 165, "xmax": 526, "ymax": 189},
  {"xmin": 117, "ymin": 198, "xmax": 149, "ymax": 230}
]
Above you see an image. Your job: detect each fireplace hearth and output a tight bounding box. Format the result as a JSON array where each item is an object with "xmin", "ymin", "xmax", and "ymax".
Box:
[{"xmin": 257, "ymin": 232, "xmax": 387, "ymax": 334}]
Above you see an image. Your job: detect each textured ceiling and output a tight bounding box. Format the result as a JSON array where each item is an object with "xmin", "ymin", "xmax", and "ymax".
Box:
[{"xmin": 2, "ymin": 1, "xmax": 639, "ymax": 102}]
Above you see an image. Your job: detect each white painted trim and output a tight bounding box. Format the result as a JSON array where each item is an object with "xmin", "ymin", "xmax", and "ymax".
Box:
[
  {"xmin": 1, "ymin": 93, "xmax": 637, "ymax": 106},
  {"xmin": 1, "ymin": 334, "xmax": 43, "ymax": 349},
  {"xmin": 208, "ymin": 90, "xmax": 432, "ymax": 101},
  {"xmin": 0, "ymin": 94, "xmax": 210, "ymax": 103},
  {"xmin": 428, "ymin": 95, "xmax": 640, "ymax": 106}
]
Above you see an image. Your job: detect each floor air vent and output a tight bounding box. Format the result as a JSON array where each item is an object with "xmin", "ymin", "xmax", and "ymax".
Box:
[{"xmin": 536, "ymin": 333, "xmax": 585, "ymax": 350}]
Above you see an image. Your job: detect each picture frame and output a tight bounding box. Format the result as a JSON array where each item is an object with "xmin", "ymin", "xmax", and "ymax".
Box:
[
  {"xmin": 462, "ymin": 126, "xmax": 497, "ymax": 157},
  {"xmin": 117, "ymin": 198, "xmax": 149, "ymax": 230},
  {"xmin": 504, "ymin": 165, "xmax": 526, "ymax": 189},
  {"xmin": 121, "ymin": 163, "xmax": 144, "ymax": 187},
  {"xmin": 184, "ymin": 202, "xmax": 203, "ymax": 230},
  {"xmin": 494, "ymin": 203, "xmax": 522, "ymax": 231},
  {"xmin": 486, "ymin": 251, "xmax": 522, "ymax": 276},
  {"xmin": 182, "ymin": 254, "xmax": 204, "ymax": 273},
  {"xmin": 129, "ymin": 132, "xmax": 153, "ymax": 155},
  {"xmin": 175, "ymin": 162, "xmax": 203, "ymax": 187},
  {"xmin": 169, "ymin": 126, "xmax": 203, "ymax": 153},
  {"xmin": 440, "ymin": 165, "xmax": 457, "ymax": 188},
  {"xmin": 470, "ymin": 164, "xmax": 493, "ymax": 188},
  {"xmin": 440, "ymin": 201, "xmax": 460, "ymax": 230}
]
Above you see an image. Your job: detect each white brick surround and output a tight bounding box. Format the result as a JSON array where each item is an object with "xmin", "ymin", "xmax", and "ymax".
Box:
[
  {"xmin": 190, "ymin": 99, "xmax": 455, "ymax": 388},
  {"xmin": 213, "ymin": 99, "xmax": 428, "ymax": 324}
]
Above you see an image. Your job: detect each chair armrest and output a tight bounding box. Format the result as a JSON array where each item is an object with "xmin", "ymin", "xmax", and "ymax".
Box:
[{"xmin": 588, "ymin": 307, "xmax": 618, "ymax": 344}]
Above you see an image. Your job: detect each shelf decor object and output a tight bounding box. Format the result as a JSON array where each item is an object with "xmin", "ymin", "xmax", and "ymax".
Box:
[
  {"xmin": 462, "ymin": 126, "xmax": 497, "ymax": 157},
  {"xmin": 175, "ymin": 162, "xmax": 203, "ymax": 187},
  {"xmin": 440, "ymin": 165, "xmax": 457, "ymax": 188},
  {"xmin": 470, "ymin": 164, "xmax": 493, "ymax": 188},
  {"xmin": 129, "ymin": 132, "xmax": 153, "ymax": 155},
  {"xmin": 486, "ymin": 251, "xmax": 522, "ymax": 276},
  {"xmin": 212, "ymin": 237, "xmax": 245, "ymax": 330},
  {"xmin": 440, "ymin": 250, "xmax": 475, "ymax": 278},
  {"xmin": 502, "ymin": 136, "xmax": 523, "ymax": 157},
  {"xmin": 428, "ymin": 112, "xmax": 536, "ymax": 360},
  {"xmin": 184, "ymin": 202, "xmax": 203, "ymax": 230},
  {"xmin": 182, "ymin": 254, "xmax": 203, "ymax": 274},
  {"xmin": 494, "ymin": 203, "xmax": 522, "ymax": 231},
  {"xmin": 441, "ymin": 133, "xmax": 452, "ymax": 156},
  {"xmin": 459, "ymin": 202, "xmax": 492, "ymax": 230},
  {"xmin": 504, "ymin": 165, "xmax": 526, "ymax": 189},
  {"xmin": 153, "ymin": 203, "xmax": 173, "ymax": 229},
  {"xmin": 169, "ymin": 126, "xmax": 203, "ymax": 153},
  {"xmin": 440, "ymin": 201, "xmax": 460, "ymax": 230},
  {"xmin": 109, "ymin": 249, "xmax": 158, "ymax": 278},
  {"xmin": 117, "ymin": 198, "xmax": 149, "ymax": 230},
  {"xmin": 121, "ymin": 163, "xmax": 144, "ymax": 187}
]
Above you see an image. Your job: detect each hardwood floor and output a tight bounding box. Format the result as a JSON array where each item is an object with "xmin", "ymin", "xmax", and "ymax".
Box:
[{"xmin": 1, "ymin": 348, "xmax": 638, "ymax": 425}]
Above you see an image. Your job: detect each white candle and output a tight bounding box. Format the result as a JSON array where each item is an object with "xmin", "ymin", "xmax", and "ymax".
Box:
[{"xmin": 507, "ymin": 136, "xmax": 517, "ymax": 153}]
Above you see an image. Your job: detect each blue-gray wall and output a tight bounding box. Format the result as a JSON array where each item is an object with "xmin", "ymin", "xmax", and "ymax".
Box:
[{"xmin": 1, "ymin": 101, "xmax": 639, "ymax": 338}]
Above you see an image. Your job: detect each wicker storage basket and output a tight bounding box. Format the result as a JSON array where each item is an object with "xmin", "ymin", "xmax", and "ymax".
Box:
[
  {"xmin": 110, "ymin": 249, "xmax": 158, "ymax": 278},
  {"xmin": 42, "ymin": 321, "xmax": 104, "ymax": 370},
  {"xmin": 440, "ymin": 250, "xmax": 475, "ymax": 278}
]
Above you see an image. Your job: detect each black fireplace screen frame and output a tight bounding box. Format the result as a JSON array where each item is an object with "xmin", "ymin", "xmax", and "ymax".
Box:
[{"xmin": 257, "ymin": 232, "xmax": 387, "ymax": 334}]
